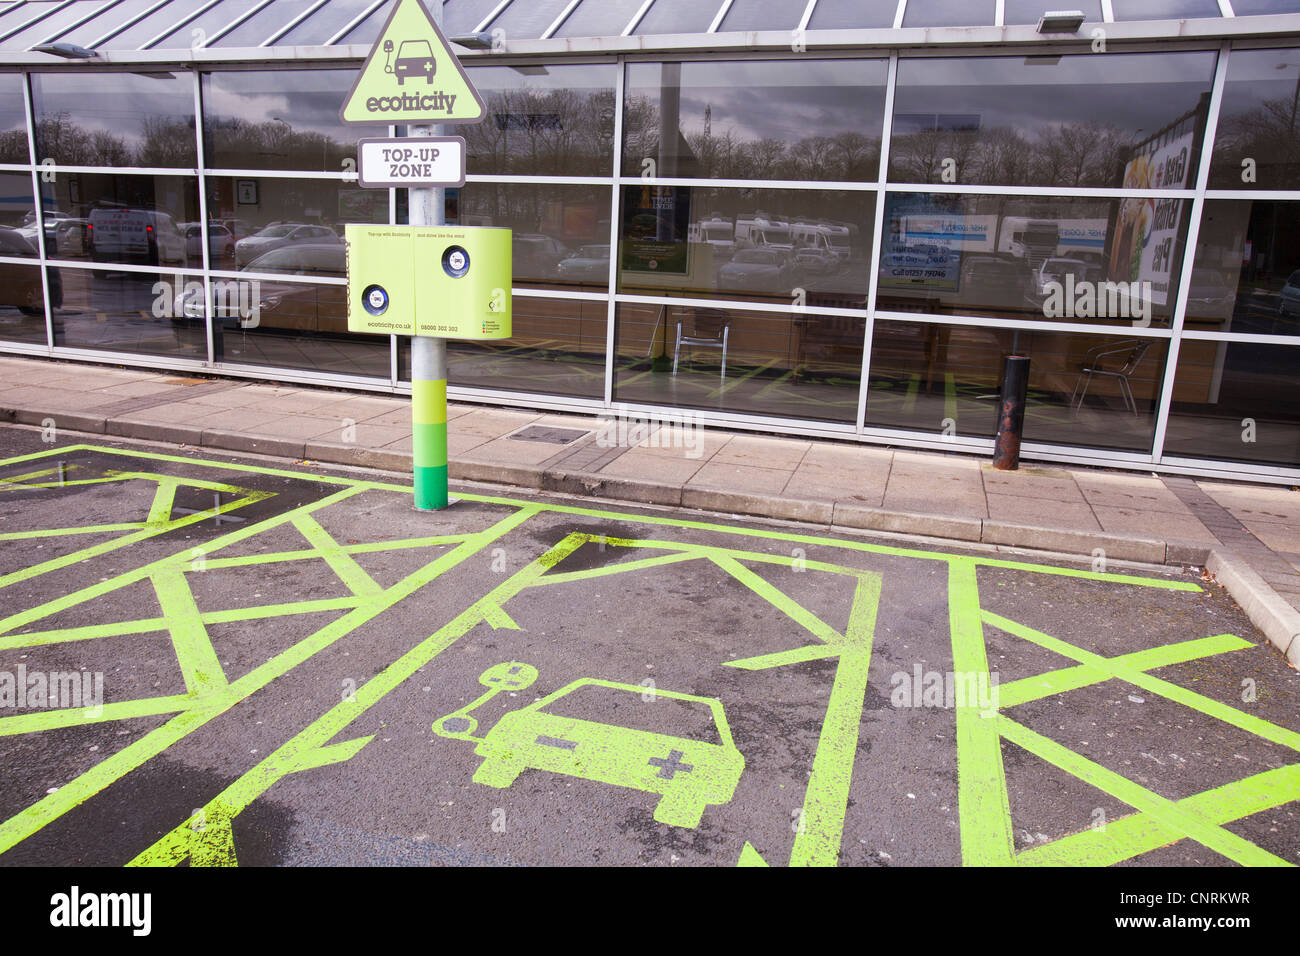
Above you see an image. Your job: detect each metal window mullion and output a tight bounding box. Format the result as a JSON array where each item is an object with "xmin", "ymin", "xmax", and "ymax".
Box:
[
  {"xmin": 0, "ymin": 0, "xmax": 73, "ymax": 44},
  {"xmin": 203, "ymin": 0, "xmax": 276, "ymax": 47},
  {"xmin": 475, "ymin": 0, "xmax": 514, "ymax": 33},
  {"xmin": 994, "ymin": 0, "xmax": 1004, "ymax": 28},
  {"xmin": 893, "ymin": 0, "xmax": 906, "ymax": 30},
  {"xmin": 1100, "ymin": 0, "xmax": 1114, "ymax": 22},
  {"xmin": 21, "ymin": 68, "xmax": 52, "ymax": 350},
  {"xmin": 619, "ymin": 175, "xmax": 877, "ymax": 190},
  {"xmin": 140, "ymin": 0, "xmax": 223, "ymax": 50},
  {"xmin": 797, "ymin": 0, "xmax": 818, "ymax": 33},
  {"xmin": 191, "ymin": 66, "xmax": 215, "ymax": 365},
  {"xmin": 35, "ymin": 0, "xmax": 119, "ymax": 47},
  {"xmin": 1151, "ymin": 41, "xmax": 1230, "ymax": 466},
  {"xmin": 264, "ymin": 0, "xmax": 332, "ymax": 46},
  {"xmin": 707, "ymin": 0, "xmax": 733, "ymax": 34},
  {"xmin": 603, "ymin": 55, "xmax": 625, "ymax": 407},
  {"xmin": 88, "ymin": 0, "xmax": 174, "ymax": 47},
  {"xmin": 326, "ymin": 0, "xmax": 388, "ymax": 45},
  {"xmin": 1218, "ymin": 0, "xmax": 1235, "ymax": 16},
  {"xmin": 542, "ymin": 0, "xmax": 582, "ymax": 39},
  {"xmin": 856, "ymin": 50, "xmax": 897, "ymax": 437},
  {"xmin": 622, "ymin": 0, "xmax": 654, "ymax": 35}
]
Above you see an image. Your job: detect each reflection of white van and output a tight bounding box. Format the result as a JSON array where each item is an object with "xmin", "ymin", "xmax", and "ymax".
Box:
[
  {"xmin": 734, "ymin": 216, "xmax": 793, "ymax": 255},
  {"xmin": 689, "ymin": 215, "xmax": 735, "ymax": 260},
  {"xmin": 88, "ymin": 207, "xmax": 186, "ymax": 270}
]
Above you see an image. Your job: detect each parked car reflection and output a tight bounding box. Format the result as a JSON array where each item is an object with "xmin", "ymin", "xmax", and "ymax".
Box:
[{"xmin": 235, "ymin": 222, "xmax": 341, "ymax": 269}]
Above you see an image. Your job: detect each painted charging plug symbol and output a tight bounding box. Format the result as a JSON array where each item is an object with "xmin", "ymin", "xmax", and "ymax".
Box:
[
  {"xmin": 442, "ymin": 245, "xmax": 470, "ymax": 278},
  {"xmin": 362, "ymin": 283, "xmax": 389, "ymax": 315}
]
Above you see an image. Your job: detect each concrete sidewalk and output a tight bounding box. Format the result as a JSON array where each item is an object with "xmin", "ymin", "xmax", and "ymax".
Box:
[{"xmin": 1, "ymin": 353, "xmax": 1298, "ymax": 669}]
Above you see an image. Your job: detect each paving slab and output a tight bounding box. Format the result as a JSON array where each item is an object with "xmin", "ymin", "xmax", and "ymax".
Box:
[{"xmin": 686, "ymin": 460, "xmax": 794, "ymax": 495}]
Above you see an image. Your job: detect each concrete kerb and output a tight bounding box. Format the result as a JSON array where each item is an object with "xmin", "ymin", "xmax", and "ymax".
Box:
[
  {"xmin": 1206, "ymin": 549, "xmax": 1300, "ymax": 668},
  {"xmin": 981, "ymin": 520, "xmax": 1167, "ymax": 565},
  {"xmin": 5, "ymin": 405, "xmax": 106, "ymax": 434}
]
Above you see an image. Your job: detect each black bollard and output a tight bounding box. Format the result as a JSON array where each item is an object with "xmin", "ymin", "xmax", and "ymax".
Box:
[{"xmin": 992, "ymin": 354, "xmax": 1030, "ymax": 471}]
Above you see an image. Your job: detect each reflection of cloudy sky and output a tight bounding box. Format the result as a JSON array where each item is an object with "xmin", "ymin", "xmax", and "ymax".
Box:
[
  {"xmin": 33, "ymin": 72, "xmax": 196, "ymax": 149},
  {"xmin": 893, "ymin": 52, "xmax": 1215, "ymax": 137},
  {"xmin": 628, "ymin": 59, "xmax": 888, "ymax": 143},
  {"xmin": 204, "ymin": 71, "xmax": 355, "ymax": 141}
]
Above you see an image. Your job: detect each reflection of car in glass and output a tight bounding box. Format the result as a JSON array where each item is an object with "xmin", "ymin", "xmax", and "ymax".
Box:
[
  {"xmin": 1183, "ymin": 272, "xmax": 1237, "ymax": 322},
  {"xmin": 470, "ymin": 676, "xmax": 745, "ymax": 828},
  {"xmin": 959, "ymin": 255, "xmax": 1033, "ymax": 310},
  {"xmin": 1036, "ymin": 256, "xmax": 1089, "ymax": 294},
  {"xmin": 557, "ymin": 244, "xmax": 610, "ymax": 282},
  {"xmin": 512, "ymin": 233, "xmax": 568, "ymax": 275},
  {"xmin": 718, "ymin": 247, "xmax": 795, "ymax": 292},
  {"xmin": 1278, "ymin": 270, "xmax": 1300, "ymax": 318},
  {"xmin": 87, "ymin": 206, "xmax": 187, "ymax": 272},
  {"xmin": 0, "ymin": 227, "xmax": 60, "ymax": 313},
  {"xmin": 393, "ymin": 40, "xmax": 435, "ymax": 86},
  {"xmin": 219, "ymin": 219, "xmax": 254, "ymax": 244},
  {"xmin": 235, "ymin": 223, "xmax": 340, "ymax": 268},
  {"xmin": 185, "ymin": 222, "xmax": 235, "ymax": 261},
  {"xmin": 175, "ymin": 245, "xmax": 346, "ymax": 331}
]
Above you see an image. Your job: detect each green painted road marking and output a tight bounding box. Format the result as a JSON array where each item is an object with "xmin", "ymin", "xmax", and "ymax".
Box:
[{"xmin": 999, "ymin": 716, "xmax": 1292, "ymax": 867}]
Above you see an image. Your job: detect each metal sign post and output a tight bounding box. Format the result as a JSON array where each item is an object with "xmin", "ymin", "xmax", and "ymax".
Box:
[
  {"xmin": 340, "ymin": 0, "xmax": 506, "ymax": 512},
  {"xmin": 409, "ymin": 120, "xmax": 448, "ymax": 510}
]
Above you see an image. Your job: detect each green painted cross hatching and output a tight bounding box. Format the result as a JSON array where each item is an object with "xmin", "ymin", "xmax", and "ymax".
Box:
[{"xmin": 0, "ymin": 443, "xmax": 1295, "ymax": 868}]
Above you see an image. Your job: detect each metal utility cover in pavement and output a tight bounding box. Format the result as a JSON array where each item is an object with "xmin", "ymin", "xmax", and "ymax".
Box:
[{"xmin": 509, "ymin": 426, "xmax": 590, "ymax": 445}]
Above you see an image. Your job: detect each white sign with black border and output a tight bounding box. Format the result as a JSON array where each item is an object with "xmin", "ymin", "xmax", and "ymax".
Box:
[{"xmin": 357, "ymin": 136, "xmax": 466, "ymax": 189}]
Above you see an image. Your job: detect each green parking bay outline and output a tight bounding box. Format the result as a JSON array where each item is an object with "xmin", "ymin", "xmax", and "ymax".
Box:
[{"xmin": 0, "ymin": 444, "xmax": 1294, "ymax": 867}]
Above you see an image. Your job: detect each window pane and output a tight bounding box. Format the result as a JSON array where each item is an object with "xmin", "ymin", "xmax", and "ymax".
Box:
[
  {"xmin": 277, "ymin": 0, "xmax": 383, "ymax": 45},
  {"xmin": 147, "ymin": 0, "xmax": 265, "ymax": 48},
  {"xmin": 807, "ymin": 0, "xmax": 897, "ymax": 29},
  {"xmin": 0, "ymin": 261, "xmax": 46, "ymax": 344},
  {"xmin": 1209, "ymin": 49, "xmax": 1300, "ymax": 190},
  {"xmin": 205, "ymin": 176, "xmax": 385, "ymax": 274},
  {"xmin": 867, "ymin": 321, "xmax": 1166, "ymax": 453},
  {"xmin": 203, "ymin": 276, "xmax": 390, "ymax": 378},
  {"xmin": 0, "ymin": 73, "xmax": 28, "ymax": 163},
  {"xmin": 554, "ymin": 0, "xmax": 646, "ymax": 37},
  {"xmin": 102, "ymin": 1, "xmax": 225, "ymax": 50},
  {"xmin": 2, "ymin": 0, "xmax": 118, "ymax": 49},
  {"xmin": 484, "ymin": 0, "xmax": 572, "ymax": 38},
  {"xmin": 623, "ymin": 58, "xmax": 888, "ymax": 181},
  {"xmin": 1164, "ymin": 341, "xmax": 1300, "ymax": 466},
  {"xmin": 53, "ymin": 0, "xmax": 164, "ymax": 47},
  {"xmin": 902, "ymin": 0, "xmax": 996, "ymax": 27},
  {"xmin": 719, "ymin": 0, "xmax": 803, "ymax": 32},
  {"xmin": 212, "ymin": 0, "xmax": 321, "ymax": 47},
  {"xmin": 50, "ymin": 266, "xmax": 207, "ymax": 359},
  {"xmin": 1111, "ymin": 0, "xmax": 1222, "ymax": 19},
  {"xmin": 634, "ymin": 0, "xmax": 725, "ymax": 35},
  {"xmin": 617, "ymin": 185, "xmax": 875, "ymax": 306},
  {"xmin": 203, "ymin": 70, "xmax": 359, "ymax": 173},
  {"xmin": 32, "ymin": 71, "xmax": 197, "ymax": 167},
  {"xmin": 462, "ymin": 63, "xmax": 616, "ymax": 176},
  {"xmin": 400, "ymin": 296, "xmax": 608, "ymax": 399},
  {"xmin": 442, "ymin": 0, "xmax": 500, "ymax": 35},
  {"xmin": 1183, "ymin": 199, "xmax": 1300, "ymax": 337},
  {"xmin": 62, "ymin": 173, "xmax": 201, "ymax": 268},
  {"xmin": 1003, "ymin": 0, "xmax": 1103, "ymax": 24},
  {"xmin": 877, "ymin": 193, "xmax": 1192, "ymax": 328},
  {"xmin": 1232, "ymin": 0, "xmax": 1300, "ymax": 12},
  {"xmin": 433, "ymin": 182, "xmax": 611, "ymax": 291},
  {"xmin": 613, "ymin": 302, "xmax": 863, "ymax": 423},
  {"xmin": 889, "ymin": 52, "xmax": 1215, "ymax": 188}
]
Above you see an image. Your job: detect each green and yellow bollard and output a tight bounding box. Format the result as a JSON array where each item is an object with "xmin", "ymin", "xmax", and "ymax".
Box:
[{"xmin": 411, "ymin": 336, "xmax": 448, "ymax": 510}]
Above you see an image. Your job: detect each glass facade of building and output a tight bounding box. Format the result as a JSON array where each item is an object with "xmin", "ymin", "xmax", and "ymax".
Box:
[{"xmin": 1, "ymin": 0, "xmax": 1300, "ymax": 480}]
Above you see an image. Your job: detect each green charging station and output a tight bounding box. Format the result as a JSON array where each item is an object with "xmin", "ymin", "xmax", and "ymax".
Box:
[{"xmin": 345, "ymin": 224, "xmax": 512, "ymax": 339}]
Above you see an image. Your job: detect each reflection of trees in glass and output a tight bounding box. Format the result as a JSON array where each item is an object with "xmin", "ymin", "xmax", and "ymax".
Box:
[
  {"xmin": 888, "ymin": 120, "xmax": 1130, "ymax": 187},
  {"xmin": 463, "ymin": 87, "xmax": 615, "ymax": 175},
  {"xmin": 0, "ymin": 128, "xmax": 26, "ymax": 163},
  {"xmin": 1213, "ymin": 90, "xmax": 1300, "ymax": 189},
  {"xmin": 35, "ymin": 111, "xmax": 197, "ymax": 166},
  {"xmin": 622, "ymin": 95, "xmax": 880, "ymax": 181},
  {"xmin": 204, "ymin": 117, "xmax": 349, "ymax": 170}
]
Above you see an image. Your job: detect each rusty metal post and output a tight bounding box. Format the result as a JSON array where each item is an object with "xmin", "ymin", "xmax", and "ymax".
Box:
[{"xmin": 992, "ymin": 354, "xmax": 1030, "ymax": 471}]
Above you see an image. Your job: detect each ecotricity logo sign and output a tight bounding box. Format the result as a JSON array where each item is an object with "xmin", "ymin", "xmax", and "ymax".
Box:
[{"xmin": 339, "ymin": 0, "xmax": 485, "ymax": 127}]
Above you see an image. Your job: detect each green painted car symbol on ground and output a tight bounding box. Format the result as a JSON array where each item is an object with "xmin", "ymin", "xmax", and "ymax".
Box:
[{"xmin": 435, "ymin": 666, "xmax": 745, "ymax": 829}]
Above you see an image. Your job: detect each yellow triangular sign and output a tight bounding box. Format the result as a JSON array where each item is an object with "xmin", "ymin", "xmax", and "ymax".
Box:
[{"xmin": 340, "ymin": 0, "xmax": 485, "ymax": 126}]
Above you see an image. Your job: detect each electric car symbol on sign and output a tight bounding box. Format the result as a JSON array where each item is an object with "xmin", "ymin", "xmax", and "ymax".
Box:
[{"xmin": 393, "ymin": 40, "xmax": 435, "ymax": 85}]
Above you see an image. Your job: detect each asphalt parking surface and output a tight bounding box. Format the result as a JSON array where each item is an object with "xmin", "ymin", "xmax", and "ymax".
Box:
[{"xmin": 0, "ymin": 425, "xmax": 1297, "ymax": 867}]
